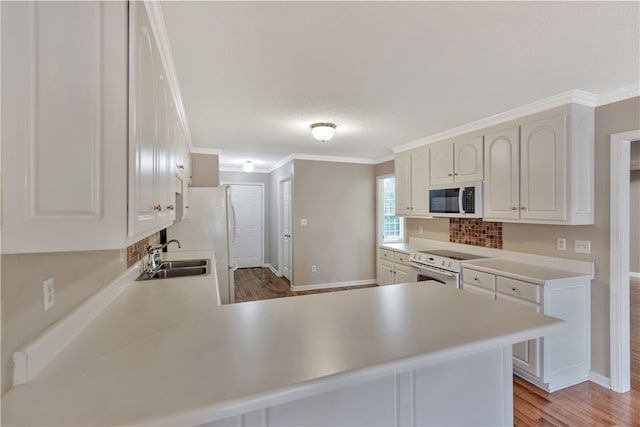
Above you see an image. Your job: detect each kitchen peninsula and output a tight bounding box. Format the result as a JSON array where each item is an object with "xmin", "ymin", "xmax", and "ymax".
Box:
[{"xmin": 2, "ymin": 252, "xmax": 563, "ymax": 426}]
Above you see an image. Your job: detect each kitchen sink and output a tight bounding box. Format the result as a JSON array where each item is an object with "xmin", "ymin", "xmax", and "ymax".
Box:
[{"xmin": 135, "ymin": 259, "xmax": 211, "ymax": 281}]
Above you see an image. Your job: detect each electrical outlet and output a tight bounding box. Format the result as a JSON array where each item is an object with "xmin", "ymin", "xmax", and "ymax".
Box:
[
  {"xmin": 311, "ymin": 265, "xmax": 317, "ymax": 273},
  {"xmin": 300, "ymin": 218, "xmax": 308, "ymax": 226},
  {"xmin": 575, "ymin": 240, "xmax": 591, "ymax": 254},
  {"xmin": 120, "ymin": 248, "xmax": 126, "ymax": 264},
  {"xmin": 557, "ymin": 238, "xmax": 566, "ymax": 251},
  {"xmin": 418, "ymin": 226, "xmax": 424, "ymax": 234},
  {"xmin": 43, "ymin": 277, "xmax": 55, "ymax": 312}
]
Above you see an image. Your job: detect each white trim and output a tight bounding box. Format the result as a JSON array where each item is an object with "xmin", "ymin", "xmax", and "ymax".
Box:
[
  {"xmin": 191, "ymin": 147, "xmax": 221, "ymax": 156},
  {"xmin": 630, "ymin": 272, "xmax": 640, "ymax": 279},
  {"xmin": 291, "ymin": 279, "xmax": 376, "ymax": 292},
  {"xmin": 610, "ymin": 129, "xmax": 639, "ymax": 393},
  {"xmin": 263, "ymin": 263, "xmax": 282, "ymax": 277},
  {"xmin": 374, "ymin": 154, "xmax": 395, "ymax": 164},
  {"xmin": 588, "ymin": 371, "xmax": 611, "ymax": 389},
  {"xmin": 596, "ymin": 83, "xmax": 640, "ymax": 107},
  {"xmin": 12, "ymin": 266, "xmax": 139, "ymax": 387},
  {"xmin": 143, "ymin": 1, "xmax": 194, "ymax": 151},
  {"xmin": 278, "ymin": 176, "xmax": 293, "ymax": 282},
  {"xmin": 219, "ymin": 167, "xmax": 270, "ymax": 174},
  {"xmin": 223, "ymin": 183, "xmax": 266, "ymax": 268},
  {"xmin": 393, "ymin": 89, "xmax": 598, "ymax": 154}
]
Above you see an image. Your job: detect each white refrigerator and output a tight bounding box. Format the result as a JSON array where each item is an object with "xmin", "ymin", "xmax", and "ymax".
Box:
[{"xmin": 167, "ymin": 186, "xmax": 235, "ymax": 304}]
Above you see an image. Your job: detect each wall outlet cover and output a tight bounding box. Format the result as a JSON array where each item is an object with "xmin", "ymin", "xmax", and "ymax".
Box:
[
  {"xmin": 557, "ymin": 238, "xmax": 566, "ymax": 251},
  {"xmin": 311, "ymin": 265, "xmax": 317, "ymax": 272},
  {"xmin": 43, "ymin": 277, "xmax": 55, "ymax": 312},
  {"xmin": 418, "ymin": 226, "xmax": 424, "ymax": 234},
  {"xmin": 300, "ymin": 218, "xmax": 308, "ymax": 226},
  {"xmin": 575, "ymin": 240, "xmax": 591, "ymax": 254}
]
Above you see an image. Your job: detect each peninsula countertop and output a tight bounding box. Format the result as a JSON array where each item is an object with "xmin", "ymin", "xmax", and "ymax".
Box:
[{"xmin": 2, "ymin": 267, "xmax": 563, "ymax": 426}]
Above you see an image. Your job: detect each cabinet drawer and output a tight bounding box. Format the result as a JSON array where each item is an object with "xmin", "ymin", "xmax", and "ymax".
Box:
[
  {"xmin": 380, "ymin": 249, "xmax": 395, "ymax": 261},
  {"xmin": 462, "ymin": 283, "xmax": 496, "ymax": 300},
  {"xmin": 497, "ymin": 276, "xmax": 539, "ymax": 304},
  {"xmin": 394, "ymin": 252, "xmax": 410, "ymax": 266},
  {"xmin": 462, "ymin": 268, "xmax": 496, "ymax": 291}
]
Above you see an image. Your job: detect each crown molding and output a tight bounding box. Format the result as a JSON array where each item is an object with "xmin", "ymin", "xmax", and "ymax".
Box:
[
  {"xmin": 191, "ymin": 147, "xmax": 221, "ymax": 155},
  {"xmin": 596, "ymin": 83, "xmax": 640, "ymax": 107},
  {"xmin": 373, "ymin": 154, "xmax": 395, "ymax": 164},
  {"xmin": 392, "ymin": 89, "xmax": 598, "ymax": 153},
  {"xmin": 219, "ymin": 167, "xmax": 270, "ymax": 174},
  {"xmin": 143, "ymin": 1, "xmax": 194, "ymax": 151}
]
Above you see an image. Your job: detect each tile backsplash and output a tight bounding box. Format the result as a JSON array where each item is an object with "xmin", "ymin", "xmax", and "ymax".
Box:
[
  {"xmin": 126, "ymin": 233, "xmax": 160, "ymax": 267},
  {"xmin": 449, "ymin": 218, "xmax": 502, "ymax": 249}
]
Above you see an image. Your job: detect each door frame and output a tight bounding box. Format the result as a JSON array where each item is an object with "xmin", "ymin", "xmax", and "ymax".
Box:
[
  {"xmin": 609, "ymin": 129, "xmax": 640, "ymax": 393},
  {"xmin": 222, "ymin": 182, "xmax": 266, "ymax": 268},
  {"xmin": 278, "ymin": 176, "xmax": 292, "ymax": 281}
]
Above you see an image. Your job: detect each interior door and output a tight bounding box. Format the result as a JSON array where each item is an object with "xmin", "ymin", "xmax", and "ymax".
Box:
[
  {"xmin": 229, "ymin": 184, "xmax": 263, "ymax": 268},
  {"xmin": 282, "ymin": 179, "xmax": 292, "ymax": 281}
]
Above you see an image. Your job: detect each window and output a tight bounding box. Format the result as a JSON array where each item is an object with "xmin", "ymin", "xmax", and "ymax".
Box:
[{"xmin": 378, "ymin": 175, "xmax": 404, "ymax": 243}]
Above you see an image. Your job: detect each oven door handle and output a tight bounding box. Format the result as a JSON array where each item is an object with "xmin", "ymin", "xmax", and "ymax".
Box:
[{"xmin": 410, "ymin": 264, "xmax": 456, "ymax": 278}]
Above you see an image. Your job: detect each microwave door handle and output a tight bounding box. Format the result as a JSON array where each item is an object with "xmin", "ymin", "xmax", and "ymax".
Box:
[{"xmin": 459, "ymin": 188, "xmax": 465, "ymax": 214}]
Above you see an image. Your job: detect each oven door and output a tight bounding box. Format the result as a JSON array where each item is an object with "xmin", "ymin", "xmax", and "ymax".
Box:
[{"xmin": 410, "ymin": 264, "xmax": 460, "ymax": 288}]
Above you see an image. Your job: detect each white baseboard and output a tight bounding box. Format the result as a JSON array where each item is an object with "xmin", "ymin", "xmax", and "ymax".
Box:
[
  {"xmin": 263, "ymin": 263, "xmax": 282, "ymax": 277},
  {"xmin": 292, "ymin": 279, "xmax": 376, "ymax": 292},
  {"xmin": 588, "ymin": 371, "xmax": 611, "ymax": 389},
  {"xmin": 630, "ymin": 271, "xmax": 640, "ymax": 279}
]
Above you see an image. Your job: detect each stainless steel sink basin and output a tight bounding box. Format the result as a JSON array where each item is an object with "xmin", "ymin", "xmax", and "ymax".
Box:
[{"xmin": 135, "ymin": 259, "xmax": 211, "ymax": 281}]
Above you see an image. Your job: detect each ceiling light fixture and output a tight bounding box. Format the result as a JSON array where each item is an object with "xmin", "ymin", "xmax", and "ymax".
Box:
[
  {"xmin": 243, "ymin": 161, "xmax": 255, "ymax": 173},
  {"xmin": 310, "ymin": 122, "xmax": 337, "ymax": 142}
]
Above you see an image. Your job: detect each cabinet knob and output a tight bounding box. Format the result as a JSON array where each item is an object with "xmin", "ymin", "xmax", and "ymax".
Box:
[
  {"xmin": 511, "ymin": 287, "xmax": 520, "ymax": 294},
  {"xmin": 454, "ymin": 173, "xmax": 458, "ymax": 176},
  {"xmin": 511, "ymin": 207, "xmax": 517, "ymax": 211},
  {"xmin": 474, "ymin": 277, "xmax": 479, "ymax": 281},
  {"xmin": 520, "ymin": 206, "xmax": 526, "ymax": 210},
  {"xmin": 154, "ymin": 205, "xmax": 162, "ymax": 211},
  {"xmin": 177, "ymin": 164, "xmax": 185, "ymax": 170},
  {"xmin": 448, "ymin": 173, "xmax": 453, "ymax": 176},
  {"xmin": 166, "ymin": 205, "xmax": 175, "ymax": 210}
]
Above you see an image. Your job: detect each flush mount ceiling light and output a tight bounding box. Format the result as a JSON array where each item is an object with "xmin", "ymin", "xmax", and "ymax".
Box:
[
  {"xmin": 243, "ymin": 161, "xmax": 255, "ymax": 173},
  {"xmin": 310, "ymin": 122, "xmax": 337, "ymax": 142}
]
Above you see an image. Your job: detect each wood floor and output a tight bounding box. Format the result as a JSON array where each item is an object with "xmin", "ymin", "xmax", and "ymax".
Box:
[{"xmin": 234, "ymin": 268, "xmax": 640, "ymax": 426}]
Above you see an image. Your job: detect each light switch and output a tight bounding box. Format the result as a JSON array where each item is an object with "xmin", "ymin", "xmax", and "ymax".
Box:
[{"xmin": 300, "ymin": 218, "xmax": 308, "ymax": 226}]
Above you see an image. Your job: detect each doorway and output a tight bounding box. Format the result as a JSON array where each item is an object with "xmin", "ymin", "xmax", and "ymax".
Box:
[
  {"xmin": 610, "ymin": 130, "xmax": 640, "ymax": 393},
  {"xmin": 278, "ymin": 177, "xmax": 292, "ymax": 282},
  {"xmin": 228, "ymin": 184, "xmax": 264, "ymax": 268}
]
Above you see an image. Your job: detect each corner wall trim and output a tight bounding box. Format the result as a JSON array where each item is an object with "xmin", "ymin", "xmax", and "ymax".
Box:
[
  {"xmin": 588, "ymin": 371, "xmax": 611, "ymax": 389},
  {"xmin": 292, "ymin": 279, "xmax": 376, "ymax": 292},
  {"xmin": 263, "ymin": 263, "xmax": 282, "ymax": 277}
]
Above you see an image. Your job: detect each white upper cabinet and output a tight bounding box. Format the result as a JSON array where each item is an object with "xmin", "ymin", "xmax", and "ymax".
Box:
[
  {"xmin": 483, "ymin": 107, "xmax": 594, "ymax": 225},
  {"xmin": 395, "ymin": 146, "xmax": 430, "ymax": 217},
  {"xmin": 1, "ymin": 1, "xmax": 128, "ymax": 253},
  {"xmin": 430, "ymin": 138, "xmax": 483, "ymax": 185},
  {"xmin": 129, "ymin": 1, "xmax": 186, "ymax": 238},
  {"xmin": 483, "ymin": 127, "xmax": 520, "ymax": 221}
]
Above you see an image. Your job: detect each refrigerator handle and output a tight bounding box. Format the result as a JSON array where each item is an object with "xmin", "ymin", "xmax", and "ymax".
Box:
[{"xmin": 230, "ymin": 204, "xmax": 236, "ymax": 243}]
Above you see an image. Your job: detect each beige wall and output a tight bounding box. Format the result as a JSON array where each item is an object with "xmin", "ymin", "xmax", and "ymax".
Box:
[
  {"xmin": 406, "ymin": 217, "xmax": 450, "ymax": 242},
  {"xmin": 191, "ymin": 153, "xmax": 219, "ymax": 187},
  {"xmin": 292, "ymin": 160, "xmax": 376, "ymax": 286},
  {"xmin": 1, "ymin": 251, "xmax": 125, "ymax": 395},
  {"xmin": 404, "ymin": 97, "xmax": 640, "ymax": 377},
  {"xmin": 631, "ymin": 169, "xmax": 640, "ymax": 273}
]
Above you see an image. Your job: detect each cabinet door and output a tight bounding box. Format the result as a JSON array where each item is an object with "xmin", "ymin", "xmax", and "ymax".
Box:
[
  {"xmin": 520, "ymin": 115, "xmax": 567, "ymax": 221},
  {"xmin": 497, "ymin": 293, "xmax": 540, "ymax": 378},
  {"xmin": 454, "ymin": 137, "xmax": 483, "ymax": 182},
  {"xmin": 379, "ymin": 260, "xmax": 395, "ymax": 286},
  {"xmin": 394, "ymin": 265, "xmax": 412, "ymax": 285},
  {"xmin": 394, "ymin": 151, "xmax": 412, "ymax": 216},
  {"xmin": 410, "ymin": 146, "xmax": 430, "ymax": 216},
  {"xmin": 156, "ymin": 77, "xmax": 175, "ymax": 224},
  {"xmin": 483, "ymin": 127, "xmax": 520, "ymax": 220},
  {"xmin": 1, "ymin": 1, "xmax": 128, "ymax": 253},
  {"xmin": 129, "ymin": 1, "xmax": 159, "ymax": 237},
  {"xmin": 430, "ymin": 144, "xmax": 454, "ymax": 186}
]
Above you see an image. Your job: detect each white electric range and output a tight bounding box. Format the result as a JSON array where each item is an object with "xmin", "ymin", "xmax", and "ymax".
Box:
[{"xmin": 409, "ymin": 249, "xmax": 488, "ymax": 288}]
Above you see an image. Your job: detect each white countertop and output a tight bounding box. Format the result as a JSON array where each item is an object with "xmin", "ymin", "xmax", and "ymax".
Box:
[
  {"xmin": 2, "ymin": 262, "xmax": 563, "ymax": 426},
  {"xmin": 379, "ymin": 242, "xmax": 428, "ymax": 254},
  {"xmin": 461, "ymin": 258, "xmax": 592, "ymax": 285}
]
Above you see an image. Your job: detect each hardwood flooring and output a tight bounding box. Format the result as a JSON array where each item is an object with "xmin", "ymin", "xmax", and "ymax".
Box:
[{"xmin": 234, "ymin": 268, "xmax": 640, "ymax": 426}]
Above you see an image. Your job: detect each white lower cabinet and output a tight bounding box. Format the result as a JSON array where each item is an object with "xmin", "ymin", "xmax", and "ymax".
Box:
[
  {"xmin": 378, "ymin": 249, "xmax": 414, "ymax": 285},
  {"xmin": 462, "ymin": 266, "xmax": 590, "ymax": 392}
]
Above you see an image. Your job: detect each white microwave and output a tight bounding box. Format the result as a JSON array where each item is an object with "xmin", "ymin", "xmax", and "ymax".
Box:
[{"xmin": 428, "ymin": 181, "xmax": 483, "ymax": 218}]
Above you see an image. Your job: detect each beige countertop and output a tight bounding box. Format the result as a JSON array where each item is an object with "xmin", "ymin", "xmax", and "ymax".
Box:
[
  {"xmin": 379, "ymin": 242, "xmax": 430, "ymax": 254},
  {"xmin": 2, "ymin": 256, "xmax": 563, "ymax": 426},
  {"xmin": 461, "ymin": 258, "xmax": 592, "ymax": 285}
]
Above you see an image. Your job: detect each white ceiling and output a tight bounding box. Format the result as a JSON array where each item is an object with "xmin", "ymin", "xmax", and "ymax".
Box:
[{"xmin": 160, "ymin": 1, "xmax": 640, "ymax": 172}]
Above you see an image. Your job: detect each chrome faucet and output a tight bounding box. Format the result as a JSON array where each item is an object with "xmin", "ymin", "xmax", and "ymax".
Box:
[{"xmin": 145, "ymin": 239, "xmax": 181, "ymax": 274}]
